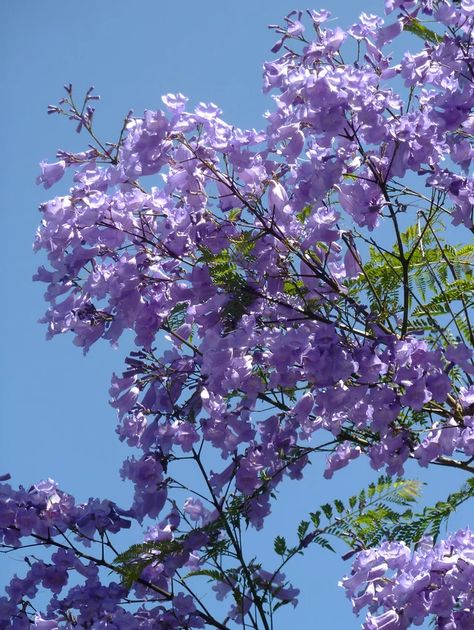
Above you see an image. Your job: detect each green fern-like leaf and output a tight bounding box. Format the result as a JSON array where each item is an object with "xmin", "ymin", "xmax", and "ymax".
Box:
[
  {"xmin": 167, "ymin": 301, "xmax": 188, "ymax": 331},
  {"xmin": 297, "ymin": 520, "xmax": 310, "ymax": 541},
  {"xmin": 412, "ymin": 279, "xmax": 474, "ymax": 318},
  {"xmin": 391, "ymin": 479, "xmax": 474, "ymax": 544},
  {"xmin": 404, "ymin": 17, "xmax": 443, "ymax": 44},
  {"xmin": 274, "ymin": 535, "xmax": 287, "ymax": 556},
  {"xmin": 184, "ymin": 568, "xmax": 227, "ymax": 583},
  {"xmin": 113, "ymin": 539, "xmax": 184, "ymax": 588},
  {"xmin": 303, "ymin": 477, "xmax": 422, "ymax": 553}
]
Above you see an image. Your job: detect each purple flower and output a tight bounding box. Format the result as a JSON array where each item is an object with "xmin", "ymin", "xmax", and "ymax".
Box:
[
  {"xmin": 183, "ymin": 498, "xmax": 210, "ymax": 523},
  {"xmin": 364, "ymin": 610, "xmax": 400, "ymax": 630},
  {"xmin": 324, "ymin": 442, "xmax": 361, "ymax": 479},
  {"xmin": 36, "ymin": 160, "xmax": 66, "ymax": 189},
  {"xmin": 267, "ymin": 180, "xmax": 289, "ymax": 212},
  {"xmin": 446, "ymin": 343, "xmax": 474, "ymax": 374},
  {"xmin": 338, "ymin": 179, "xmax": 384, "ymax": 230},
  {"xmin": 32, "ymin": 614, "xmax": 59, "ymax": 629}
]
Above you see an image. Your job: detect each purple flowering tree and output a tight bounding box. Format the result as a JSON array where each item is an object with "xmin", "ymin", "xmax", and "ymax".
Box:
[{"xmin": 2, "ymin": 0, "xmax": 474, "ymax": 627}]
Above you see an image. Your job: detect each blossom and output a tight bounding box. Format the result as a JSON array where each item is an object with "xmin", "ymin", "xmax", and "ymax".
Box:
[
  {"xmin": 342, "ymin": 530, "xmax": 474, "ymax": 629},
  {"xmin": 36, "ymin": 160, "xmax": 66, "ymax": 189}
]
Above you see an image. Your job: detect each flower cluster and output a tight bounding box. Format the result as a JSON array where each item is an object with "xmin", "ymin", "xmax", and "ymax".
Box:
[
  {"xmin": 0, "ymin": 476, "xmax": 221, "ymax": 627},
  {"xmin": 342, "ymin": 529, "xmax": 474, "ymax": 629},
  {"xmin": 2, "ymin": 0, "xmax": 474, "ymax": 627}
]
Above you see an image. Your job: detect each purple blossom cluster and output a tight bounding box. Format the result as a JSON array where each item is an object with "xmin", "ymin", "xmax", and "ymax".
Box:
[
  {"xmin": 342, "ymin": 529, "xmax": 474, "ymax": 629},
  {"xmin": 3, "ymin": 0, "xmax": 474, "ymax": 627},
  {"xmin": 0, "ymin": 476, "xmax": 221, "ymax": 627}
]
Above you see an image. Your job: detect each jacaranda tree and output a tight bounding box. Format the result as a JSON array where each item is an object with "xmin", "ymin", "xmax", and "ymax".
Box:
[{"xmin": 2, "ymin": 0, "xmax": 474, "ymax": 627}]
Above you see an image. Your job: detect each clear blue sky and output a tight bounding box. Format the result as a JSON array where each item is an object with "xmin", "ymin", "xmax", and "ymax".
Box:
[{"xmin": 0, "ymin": 2, "xmax": 471, "ymax": 627}]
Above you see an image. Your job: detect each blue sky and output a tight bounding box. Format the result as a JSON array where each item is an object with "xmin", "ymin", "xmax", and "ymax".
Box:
[{"xmin": 1, "ymin": 1, "xmax": 472, "ymax": 627}]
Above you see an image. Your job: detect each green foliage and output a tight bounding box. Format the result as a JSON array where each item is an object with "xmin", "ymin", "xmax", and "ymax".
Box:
[
  {"xmin": 232, "ymin": 230, "xmax": 258, "ymax": 259},
  {"xmin": 184, "ymin": 568, "xmax": 227, "ymax": 583},
  {"xmin": 404, "ymin": 17, "xmax": 443, "ymax": 44},
  {"xmin": 113, "ymin": 513, "xmax": 232, "ymax": 589},
  {"xmin": 296, "ymin": 205, "xmax": 312, "ymax": 223},
  {"xmin": 198, "ymin": 246, "xmax": 246, "ymax": 292},
  {"xmin": 348, "ymin": 218, "xmax": 474, "ymax": 343},
  {"xmin": 220, "ymin": 290, "xmax": 257, "ymax": 333},
  {"xmin": 113, "ymin": 539, "xmax": 184, "ymax": 588},
  {"xmin": 271, "ymin": 477, "xmax": 421, "ymax": 564},
  {"xmin": 291, "ymin": 477, "xmax": 473, "ymax": 559},
  {"xmin": 350, "ymin": 245, "xmax": 399, "ymax": 317},
  {"xmin": 166, "ymin": 301, "xmax": 188, "ymax": 331},
  {"xmin": 320, "ymin": 477, "xmax": 421, "ymax": 551},
  {"xmin": 274, "ymin": 535, "xmax": 287, "ymax": 556},
  {"xmin": 228, "ymin": 208, "xmax": 242, "ymax": 222},
  {"xmin": 283, "ymin": 279, "xmax": 308, "ymax": 297},
  {"xmin": 321, "ymin": 503, "xmax": 334, "ymax": 521},
  {"xmin": 412, "ymin": 278, "xmax": 474, "ymax": 317},
  {"xmin": 297, "ymin": 520, "xmax": 310, "ymax": 541},
  {"xmin": 391, "ymin": 478, "xmax": 474, "ymax": 544},
  {"xmin": 197, "ymin": 235, "xmax": 260, "ymax": 332}
]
